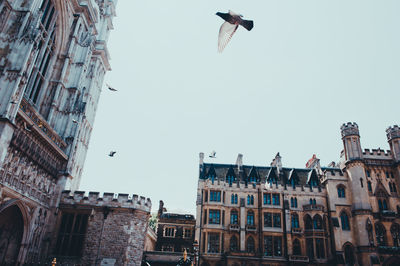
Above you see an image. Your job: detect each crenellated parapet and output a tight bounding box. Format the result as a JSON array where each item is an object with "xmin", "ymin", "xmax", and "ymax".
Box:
[
  {"xmin": 60, "ymin": 190, "xmax": 152, "ymax": 213},
  {"xmin": 386, "ymin": 125, "xmax": 400, "ymax": 142},
  {"xmin": 340, "ymin": 122, "xmax": 359, "ymax": 138}
]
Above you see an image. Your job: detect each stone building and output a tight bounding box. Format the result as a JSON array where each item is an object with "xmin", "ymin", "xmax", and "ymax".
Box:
[
  {"xmin": 143, "ymin": 201, "xmax": 196, "ymax": 266},
  {"xmin": 0, "ymin": 1, "xmax": 152, "ymax": 265},
  {"xmin": 195, "ymin": 123, "xmax": 400, "ymax": 266}
]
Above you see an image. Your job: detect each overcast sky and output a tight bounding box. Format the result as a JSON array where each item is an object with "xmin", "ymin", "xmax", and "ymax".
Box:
[{"xmin": 80, "ymin": 0, "xmax": 400, "ymax": 215}]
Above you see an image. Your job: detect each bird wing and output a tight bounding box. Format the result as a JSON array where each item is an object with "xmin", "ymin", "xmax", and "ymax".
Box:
[{"xmin": 218, "ymin": 22, "xmax": 238, "ymax": 53}]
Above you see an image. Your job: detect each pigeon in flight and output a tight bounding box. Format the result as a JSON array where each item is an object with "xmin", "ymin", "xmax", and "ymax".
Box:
[
  {"xmin": 209, "ymin": 151, "xmax": 217, "ymax": 158},
  {"xmin": 106, "ymin": 83, "xmax": 117, "ymax": 92},
  {"xmin": 108, "ymin": 151, "xmax": 117, "ymax": 157},
  {"xmin": 216, "ymin": 10, "xmax": 254, "ymax": 53}
]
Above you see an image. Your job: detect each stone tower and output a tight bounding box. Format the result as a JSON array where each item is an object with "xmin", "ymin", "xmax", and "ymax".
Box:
[
  {"xmin": 0, "ymin": 0, "xmax": 116, "ymax": 263},
  {"xmin": 340, "ymin": 122, "xmax": 371, "ymax": 247},
  {"xmin": 387, "ymin": 125, "xmax": 400, "ymax": 163}
]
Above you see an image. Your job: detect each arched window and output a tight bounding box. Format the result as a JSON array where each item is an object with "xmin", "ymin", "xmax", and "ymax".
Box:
[
  {"xmin": 375, "ymin": 223, "xmax": 387, "ymax": 246},
  {"xmin": 340, "ymin": 212, "xmax": 350, "ymax": 230},
  {"xmin": 309, "ymin": 198, "xmax": 313, "ymax": 205},
  {"xmin": 313, "ymin": 214, "xmax": 323, "ymax": 230},
  {"xmin": 313, "ymin": 199, "xmax": 316, "ymax": 205},
  {"xmin": 337, "ymin": 185, "xmax": 346, "ymax": 198},
  {"xmin": 291, "ymin": 213, "xmax": 299, "ymax": 229},
  {"xmin": 230, "ymin": 210, "xmax": 238, "ymax": 225},
  {"xmin": 378, "ymin": 199, "xmax": 383, "ymax": 211},
  {"xmin": 383, "ymin": 199, "xmax": 388, "ymax": 210},
  {"xmin": 366, "ymin": 218, "xmax": 374, "ymax": 246},
  {"xmin": 234, "ymin": 194, "xmax": 238, "ymax": 204},
  {"xmin": 247, "ymin": 236, "xmax": 255, "ymax": 253},
  {"xmin": 290, "ymin": 198, "xmax": 294, "ymax": 207},
  {"xmin": 25, "ymin": 0, "xmax": 58, "ymax": 105},
  {"xmin": 344, "ymin": 244, "xmax": 355, "ymax": 266},
  {"xmin": 230, "ymin": 235, "xmax": 238, "ymax": 251},
  {"xmin": 391, "ymin": 223, "xmax": 400, "ymax": 247},
  {"xmin": 304, "ymin": 215, "xmax": 312, "ymax": 230},
  {"xmin": 292, "ymin": 239, "xmax": 301, "ymax": 255},
  {"xmin": 294, "ymin": 198, "xmax": 298, "ymax": 208},
  {"xmin": 247, "ymin": 211, "xmax": 254, "ymax": 225}
]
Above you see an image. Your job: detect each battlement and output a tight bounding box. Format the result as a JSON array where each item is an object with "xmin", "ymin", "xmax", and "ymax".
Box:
[
  {"xmin": 60, "ymin": 190, "xmax": 152, "ymax": 213},
  {"xmin": 386, "ymin": 125, "xmax": 400, "ymax": 141},
  {"xmin": 340, "ymin": 122, "xmax": 359, "ymax": 138},
  {"xmin": 362, "ymin": 148, "xmax": 391, "ymax": 158}
]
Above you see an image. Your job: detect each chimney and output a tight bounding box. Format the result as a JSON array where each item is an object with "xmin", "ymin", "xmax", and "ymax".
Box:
[
  {"xmin": 236, "ymin": 153, "xmax": 243, "ymax": 172},
  {"xmin": 157, "ymin": 200, "xmax": 164, "ymax": 218},
  {"xmin": 199, "ymin": 152, "xmax": 204, "ymax": 166}
]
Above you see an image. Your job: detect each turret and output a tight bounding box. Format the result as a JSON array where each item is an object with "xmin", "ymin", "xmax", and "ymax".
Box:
[
  {"xmin": 386, "ymin": 125, "xmax": 400, "ymax": 162},
  {"xmin": 341, "ymin": 122, "xmax": 362, "ymax": 161}
]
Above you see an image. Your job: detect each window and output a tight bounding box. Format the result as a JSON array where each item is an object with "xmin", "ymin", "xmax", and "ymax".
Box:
[
  {"xmin": 231, "ymin": 194, "xmax": 238, "ymax": 204},
  {"xmin": 207, "ymin": 233, "xmax": 220, "ymax": 253},
  {"xmin": 247, "ymin": 236, "xmax": 255, "ymax": 253},
  {"xmin": 230, "ymin": 210, "xmax": 238, "ymax": 225},
  {"xmin": 164, "ymin": 227, "xmax": 176, "ymax": 237},
  {"xmin": 183, "ymin": 228, "xmax": 193, "ymax": 238},
  {"xmin": 304, "ymin": 215, "xmax": 313, "ymax": 230},
  {"xmin": 247, "ymin": 195, "xmax": 254, "ymax": 205},
  {"xmin": 210, "ymin": 191, "xmax": 221, "ymax": 202},
  {"xmin": 360, "ymin": 178, "xmax": 363, "ymax": 188},
  {"xmin": 391, "ymin": 223, "xmax": 400, "ymax": 247},
  {"xmin": 344, "ymin": 245, "xmax": 354, "ymax": 265},
  {"xmin": 55, "ymin": 213, "xmax": 89, "ymax": 257},
  {"xmin": 227, "ymin": 175, "xmax": 235, "ymax": 185},
  {"xmin": 306, "ymin": 238, "xmax": 314, "ymax": 259},
  {"xmin": 264, "ymin": 193, "xmax": 271, "ymax": 205},
  {"xmin": 340, "ymin": 212, "xmax": 350, "ymax": 230},
  {"xmin": 378, "ymin": 199, "xmax": 388, "ymax": 211},
  {"xmin": 293, "ymin": 239, "xmax": 301, "ymax": 255},
  {"xmin": 263, "ymin": 236, "xmax": 282, "ymax": 256},
  {"xmin": 247, "ymin": 211, "xmax": 254, "ymax": 225},
  {"xmin": 392, "ymin": 182, "xmax": 398, "ymax": 193},
  {"xmin": 367, "ymin": 181, "xmax": 372, "ymax": 192},
  {"xmin": 161, "ymin": 244, "xmax": 174, "ymax": 252},
  {"xmin": 310, "ymin": 179, "xmax": 317, "ymax": 187},
  {"xmin": 337, "ymin": 186, "xmax": 346, "ymax": 198},
  {"xmin": 375, "ymin": 223, "xmax": 387, "ymax": 246},
  {"xmin": 209, "ymin": 210, "xmax": 220, "ymax": 224},
  {"xmin": 315, "ymin": 238, "xmax": 325, "ymax": 259},
  {"xmin": 386, "ymin": 172, "xmax": 390, "ymax": 179},
  {"xmin": 313, "ymin": 215, "xmax": 323, "ymax": 230},
  {"xmin": 291, "ymin": 213, "xmax": 299, "ymax": 229},
  {"xmin": 273, "ymin": 213, "xmax": 281, "ymax": 228},
  {"xmin": 272, "ymin": 194, "xmax": 280, "ymax": 205},
  {"xmin": 389, "ymin": 183, "xmax": 393, "ymax": 192},
  {"xmin": 230, "ymin": 235, "xmax": 238, "ymax": 251},
  {"xmin": 264, "ymin": 212, "xmax": 272, "ymax": 227},
  {"xmin": 25, "ymin": 0, "xmax": 57, "ymax": 105},
  {"xmin": 366, "ymin": 170, "xmax": 370, "ymax": 177}
]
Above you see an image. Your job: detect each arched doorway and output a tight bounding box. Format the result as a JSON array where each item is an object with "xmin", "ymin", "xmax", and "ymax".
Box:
[
  {"xmin": 0, "ymin": 205, "xmax": 24, "ymax": 264},
  {"xmin": 343, "ymin": 243, "xmax": 355, "ymax": 266}
]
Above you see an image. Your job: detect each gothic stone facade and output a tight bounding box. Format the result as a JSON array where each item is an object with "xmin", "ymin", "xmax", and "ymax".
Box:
[
  {"xmin": 0, "ymin": 0, "xmax": 152, "ymax": 264},
  {"xmin": 195, "ymin": 123, "xmax": 400, "ymax": 266}
]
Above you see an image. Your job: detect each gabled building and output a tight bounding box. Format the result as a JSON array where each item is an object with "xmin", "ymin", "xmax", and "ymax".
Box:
[{"xmin": 195, "ymin": 123, "xmax": 400, "ymax": 266}]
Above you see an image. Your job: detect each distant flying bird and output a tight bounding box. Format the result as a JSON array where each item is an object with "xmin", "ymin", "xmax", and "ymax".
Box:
[
  {"xmin": 108, "ymin": 151, "xmax": 116, "ymax": 157},
  {"xmin": 216, "ymin": 10, "xmax": 254, "ymax": 53},
  {"xmin": 209, "ymin": 151, "xmax": 217, "ymax": 158},
  {"xmin": 106, "ymin": 83, "xmax": 117, "ymax": 91},
  {"xmin": 72, "ymin": 119, "xmax": 78, "ymax": 124}
]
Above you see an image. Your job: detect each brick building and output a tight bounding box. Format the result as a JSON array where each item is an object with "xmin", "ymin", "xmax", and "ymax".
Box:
[{"xmin": 195, "ymin": 123, "xmax": 400, "ymax": 266}]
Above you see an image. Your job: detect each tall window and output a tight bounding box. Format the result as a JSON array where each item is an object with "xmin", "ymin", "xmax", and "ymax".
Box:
[
  {"xmin": 264, "ymin": 212, "xmax": 272, "ymax": 227},
  {"xmin": 247, "ymin": 195, "xmax": 254, "ymax": 205},
  {"xmin": 304, "ymin": 215, "xmax": 313, "ymax": 230},
  {"xmin": 183, "ymin": 228, "xmax": 192, "ymax": 238},
  {"xmin": 273, "ymin": 213, "xmax": 281, "ymax": 228},
  {"xmin": 247, "ymin": 236, "xmax": 255, "ymax": 253},
  {"xmin": 344, "ymin": 245, "xmax": 355, "ymax": 266},
  {"xmin": 291, "ymin": 213, "xmax": 299, "ymax": 229},
  {"xmin": 264, "ymin": 193, "xmax": 271, "ymax": 205},
  {"xmin": 210, "ymin": 191, "xmax": 221, "ymax": 202},
  {"xmin": 231, "ymin": 194, "xmax": 238, "ymax": 204},
  {"xmin": 272, "ymin": 194, "xmax": 280, "ymax": 205},
  {"xmin": 391, "ymin": 223, "xmax": 400, "ymax": 247},
  {"xmin": 247, "ymin": 211, "xmax": 254, "ymax": 225},
  {"xmin": 230, "ymin": 210, "xmax": 238, "ymax": 225},
  {"xmin": 306, "ymin": 238, "xmax": 314, "ymax": 259},
  {"xmin": 207, "ymin": 233, "xmax": 220, "ymax": 253},
  {"xmin": 25, "ymin": 0, "xmax": 57, "ymax": 105},
  {"xmin": 378, "ymin": 199, "xmax": 388, "ymax": 211},
  {"xmin": 313, "ymin": 215, "xmax": 323, "ymax": 230},
  {"xmin": 290, "ymin": 197, "xmax": 298, "ymax": 208},
  {"xmin": 226, "ymin": 175, "xmax": 235, "ymax": 185},
  {"xmin": 164, "ymin": 227, "xmax": 176, "ymax": 237},
  {"xmin": 264, "ymin": 236, "xmax": 282, "ymax": 256},
  {"xmin": 315, "ymin": 238, "xmax": 325, "ymax": 259},
  {"xmin": 340, "ymin": 212, "xmax": 350, "ymax": 230},
  {"xmin": 209, "ymin": 210, "xmax": 220, "ymax": 224},
  {"xmin": 367, "ymin": 181, "xmax": 372, "ymax": 192},
  {"xmin": 55, "ymin": 213, "xmax": 89, "ymax": 257},
  {"xmin": 229, "ymin": 235, "xmax": 238, "ymax": 251},
  {"xmin": 375, "ymin": 223, "xmax": 387, "ymax": 246},
  {"xmin": 337, "ymin": 185, "xmax": 346, "ymax": 198},
  {"xmin": 293, "ymin": 239, "xmax": 301, "ymax": 255}
]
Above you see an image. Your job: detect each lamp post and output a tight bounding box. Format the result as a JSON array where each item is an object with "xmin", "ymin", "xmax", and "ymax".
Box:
[{"xmin": 193, "ymin": 240, "xmax": 199, "ymax": 266}]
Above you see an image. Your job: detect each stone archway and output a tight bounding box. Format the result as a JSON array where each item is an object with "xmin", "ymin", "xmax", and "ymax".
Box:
[{"xmin": 0, "ymin": 205, "xmax": 24, "ymax": 264}]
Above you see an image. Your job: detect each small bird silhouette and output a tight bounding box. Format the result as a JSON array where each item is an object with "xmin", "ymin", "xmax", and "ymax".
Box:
[
  {"xmin": 216, "ymin": 10, "xmax": 254, "ymax": 53},
  {"xmin": 108, "ymin": 151, "xmax": 117, "ymax": 157},
  {"xmin": 106, "ymin": 83, "xmax": 117, "ymax": 91},
  {"xmin": 72, "ymin": 119, "xmax": 78, "ymax": 124},
  {"xmin": 209, "ymin": 151, "xmax": 217, "ymax": 158}
]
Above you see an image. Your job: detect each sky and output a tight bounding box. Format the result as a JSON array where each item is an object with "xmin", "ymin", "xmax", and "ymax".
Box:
[{"xmin": 80, "ymin": 0, "xmax": 400, "ymax": 215}]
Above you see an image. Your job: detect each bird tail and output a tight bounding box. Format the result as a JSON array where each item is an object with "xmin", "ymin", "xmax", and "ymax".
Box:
[{"xmin": 241, "ymin": 20, "xmax": 254, "ymax": 31}]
